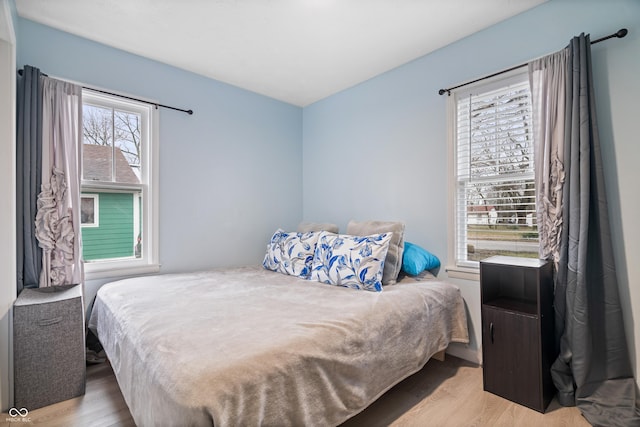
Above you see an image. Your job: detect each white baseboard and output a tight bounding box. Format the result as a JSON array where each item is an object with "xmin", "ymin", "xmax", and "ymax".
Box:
[{"xmin": 446, "ymin": 342, "xmax": 481, "ymax": 365}]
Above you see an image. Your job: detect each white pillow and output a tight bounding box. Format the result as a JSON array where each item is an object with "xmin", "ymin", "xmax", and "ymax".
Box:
[
  {"xmin": 310, "ymin": 231, "xmax": 392, "ymax": 292},
  {"xmin": 346, "ymin": 220, "xmax": 405, "ymax": 286},
  {"xmin": 263, "ymin": 229, "xmax": 320, "ymax": 279}
]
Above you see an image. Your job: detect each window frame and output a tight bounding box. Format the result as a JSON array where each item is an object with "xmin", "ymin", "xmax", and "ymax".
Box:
[
  {"xmin": 446, "ymin": 69, "xmax": 536, "ymax": 280},
  {"xmin": 81, "ymin": 89, "xmax": 159, "ymax": 280},
  {"xmin": 80, "ymin": 194, "xmax": 99, "ymax": 228}
]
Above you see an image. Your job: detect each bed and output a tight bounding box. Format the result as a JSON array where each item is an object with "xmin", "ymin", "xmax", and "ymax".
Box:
[
  {"xmin": 90, "ymin": 224, "xmax": 469, "ymax": 426},
  {"xmin": 90, "ymin": 265, "xmax": 468, "ymax": 426}
]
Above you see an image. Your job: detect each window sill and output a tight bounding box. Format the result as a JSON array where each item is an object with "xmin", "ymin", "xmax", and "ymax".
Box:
[
  {"xmin": 84, "ymin": 262, "xmax": 161, "ymax": 281},
  {"xmin": 445, "ymin": 265, "xmax": 480, "ymax": 281}
]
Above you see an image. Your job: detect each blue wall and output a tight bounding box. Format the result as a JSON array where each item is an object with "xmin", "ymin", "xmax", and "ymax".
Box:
[
  {"xmin": 303, "ymin": 0, "xmax": 640, "ymax": 368},
  {"xmin": 17, "ymin": 18, "xmax": 303, "ymax": 275}
]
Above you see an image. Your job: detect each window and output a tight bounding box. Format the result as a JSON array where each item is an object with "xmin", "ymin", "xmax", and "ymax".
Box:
[
  {"xmin": 448, "ymin": 71, "xmax": 539, "ymax": 274},
  {"xmin": 80, "ymin": 194, "xmax": 99, "ymax": 227},
  {"xmin": 81, "ymin": 89, "xmax": 158, "ymax": 278}
]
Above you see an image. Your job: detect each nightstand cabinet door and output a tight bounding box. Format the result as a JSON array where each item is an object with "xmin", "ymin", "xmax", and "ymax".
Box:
[{"xmin": 482, "ymin": 306, "xmax": 541, "ymax": 410}]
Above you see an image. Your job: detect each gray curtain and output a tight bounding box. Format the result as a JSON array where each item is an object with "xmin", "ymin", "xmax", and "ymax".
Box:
[
  {"xmin": 16, "ymin": 65, "xmax": 43, "ymax": 294},
  {"xmin": 532, "ymin": 34, "xmax": 640, "ymax": 426},
  {"xmin": 36, "ymin": 77, "xmax": 84, "ymax": 287}
]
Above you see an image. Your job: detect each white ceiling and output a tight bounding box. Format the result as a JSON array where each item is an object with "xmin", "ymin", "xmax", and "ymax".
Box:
[{"xmin": 16, "ymin": 0, "xmax": 546, "ymax": 106}]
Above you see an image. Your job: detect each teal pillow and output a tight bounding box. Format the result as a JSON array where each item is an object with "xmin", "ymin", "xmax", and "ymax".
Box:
[{"xmin": 401, "ymin": 242, "xmax": 440, "ymax": 276}]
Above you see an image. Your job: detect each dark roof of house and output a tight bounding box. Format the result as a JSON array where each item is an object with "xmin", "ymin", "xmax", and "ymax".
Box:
[{"xmin": 83, "ymin": 144, "xmax": 140, "ymax": 184}]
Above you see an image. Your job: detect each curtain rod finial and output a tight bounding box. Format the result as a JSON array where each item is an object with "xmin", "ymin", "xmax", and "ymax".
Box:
[
  {"xmin": 438, "ymin": 89, "xmax": 448, "ymax": 96},
  {"xmin": 187, "ymin": 110, "xmax": 193, "ymax": 115},
  {"xmin": 617, "ymin": 28, "xmax": 628, "ymax": 38}
]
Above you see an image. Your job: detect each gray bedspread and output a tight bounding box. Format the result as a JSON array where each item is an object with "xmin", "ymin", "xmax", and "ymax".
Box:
[{"xmin": 90, "ymin": 266, "xmax": 469, "ymax": 427}]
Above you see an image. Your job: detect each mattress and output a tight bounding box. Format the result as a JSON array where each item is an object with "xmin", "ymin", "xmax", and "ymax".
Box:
[{"xmin": 90, "ymin": 265, "xmax": 468, "ymax": 426}]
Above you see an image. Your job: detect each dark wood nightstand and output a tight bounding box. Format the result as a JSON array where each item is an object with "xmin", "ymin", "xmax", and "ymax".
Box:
[{"xmin": 480, "ymin": 256, "xmax": 556, "ymax": 413}]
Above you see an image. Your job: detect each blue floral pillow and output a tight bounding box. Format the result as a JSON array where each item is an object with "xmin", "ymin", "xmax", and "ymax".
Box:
[
  {"xmin": 310, "ymin": 231, "xmax": 393, "ymax": 292},
  {"xmin": 263, "ymin": 229, "xmax": 320, "ymax": 279}
]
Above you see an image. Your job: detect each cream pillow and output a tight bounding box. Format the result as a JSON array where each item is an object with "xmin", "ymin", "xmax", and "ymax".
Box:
[{"xmin": 297, "ymin": 222, "xmax": 339, "ymax": 233}]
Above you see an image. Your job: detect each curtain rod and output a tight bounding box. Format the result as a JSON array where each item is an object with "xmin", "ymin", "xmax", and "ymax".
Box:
[
  {"xmin": 438, "ymin": 28, "xmax": 628, "ymax": 96},
  {"xmin": 17, "ymin": 68, "xmax": 194, "ymax": 115}
]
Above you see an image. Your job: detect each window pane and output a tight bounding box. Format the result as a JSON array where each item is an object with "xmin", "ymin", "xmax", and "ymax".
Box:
[
  {"xmin": 114, "ymin": 110, "xmax": 142, "ymax": 183},
  {"xmin": 81, "ymin": 190, "xmax": 142, "ymax": 262},
  {"xmin": 464, "ymin": 180, "xmax": 538, "ymax": 261},
  {"xmin": 83, "ymin": 104, "xmax": 114, "ymax": 182},
  {"xmin": 82, "ymin": 105, "xmax": 142, "ymax": 184}
]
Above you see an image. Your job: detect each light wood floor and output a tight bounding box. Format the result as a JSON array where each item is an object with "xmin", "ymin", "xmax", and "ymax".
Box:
[{"xmin": 1, "ymin": 356, "xmax": 590, "ymax": 427}]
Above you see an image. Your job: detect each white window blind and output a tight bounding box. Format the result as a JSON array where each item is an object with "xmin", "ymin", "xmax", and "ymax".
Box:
[{"xmin": 454, "ymin": 78, "xmax": 538, "ymax": 267}]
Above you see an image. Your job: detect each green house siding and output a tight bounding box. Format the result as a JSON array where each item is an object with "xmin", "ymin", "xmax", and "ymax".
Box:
[{"xmin": 82, "ymin": 192, "xmax": 135, "ymax": 261}]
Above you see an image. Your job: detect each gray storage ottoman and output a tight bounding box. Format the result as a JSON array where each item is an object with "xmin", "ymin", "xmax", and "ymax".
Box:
[{"xmin": 13, "ymin": 284, "xmax": 86, "ymax": 410}]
